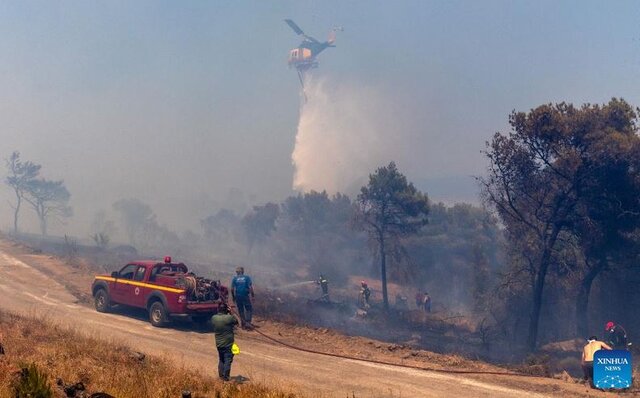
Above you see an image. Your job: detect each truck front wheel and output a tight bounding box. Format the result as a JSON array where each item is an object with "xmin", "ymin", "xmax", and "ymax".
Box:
[
  {"xmin": 94, "ymin": 288, "xmax": 111, "ymax": 313},
  {"xmin": 149, "ymin": 301, "xmax": 168, "ymax": 327}
]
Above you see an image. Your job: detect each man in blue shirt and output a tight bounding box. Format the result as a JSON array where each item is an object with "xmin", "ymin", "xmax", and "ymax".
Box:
[{"xmin": 231, "ymin": 266, "xmax": 254, "ymax": 329}]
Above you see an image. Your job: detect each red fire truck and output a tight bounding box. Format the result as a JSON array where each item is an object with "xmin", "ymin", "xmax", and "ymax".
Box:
[{"xmin": 91, "ymin": 256, "xmax": 228, "ymax": 327}]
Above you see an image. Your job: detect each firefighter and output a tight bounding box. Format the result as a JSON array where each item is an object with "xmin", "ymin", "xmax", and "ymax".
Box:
[
  {"xmin": 395, "ymin": 293, "xmax": 408, "ymax": 310},
  {"xmin": 359, "ymin": 280, "xmax": 371, "ymax": 309},
  {"xmin": 316, "ymin": 274, "xmax": 329, "ymax": 302},
  {"xmin": 423, "ymin": 292, "xmax": 432, "ymax": 313},
  {"xmin": 231, "ymin": 266, "xmax": 254, "ymax": 329},
  {"xmin": 212, "ymin": 303, "xmax": 239, "ymax": 381},
  {"xmin": 605, "ymin": 321, "xmax": 629, "ymax": 350}
]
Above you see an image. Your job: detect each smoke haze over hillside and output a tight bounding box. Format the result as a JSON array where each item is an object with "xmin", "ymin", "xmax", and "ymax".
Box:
[{"xmin": 0, "ymin": 2, "xmax": 638, "ymax": 239}]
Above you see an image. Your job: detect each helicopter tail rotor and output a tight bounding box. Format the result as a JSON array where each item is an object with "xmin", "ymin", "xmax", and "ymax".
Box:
[
  {"xmin": 327, "ymin": 26, "xmax": 342, "ymax": 45},
  {"xmin": 327, "ymin": 31, "xmax": 336, "ymax": 45}
]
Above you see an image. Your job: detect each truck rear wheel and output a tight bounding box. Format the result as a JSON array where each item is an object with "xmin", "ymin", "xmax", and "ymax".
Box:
[
  {"xmin": 149, "ymin": 301, "xmax": 168, "ymax": 327},
  {"xmin": 94, "ymin": 288, "xmax": 111, "ymax": 313}
]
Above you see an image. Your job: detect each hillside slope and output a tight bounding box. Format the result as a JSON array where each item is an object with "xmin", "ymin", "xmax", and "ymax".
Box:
[
  {"xmin": 0, "ymin": 311, "xmax": 296, "ymax": 398},
  {"xmin": 0, "ymin": 236, "xmax": 612, "ymax": 397}
]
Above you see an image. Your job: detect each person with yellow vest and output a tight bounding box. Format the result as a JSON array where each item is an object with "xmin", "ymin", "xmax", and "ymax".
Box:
[
  {"xmin": 212, "ymin": 303, "xmax": 239, "ymax": 381},
  {"xmin": 581, "ymin": 336, "xmax": 612, "ymax": 386}
]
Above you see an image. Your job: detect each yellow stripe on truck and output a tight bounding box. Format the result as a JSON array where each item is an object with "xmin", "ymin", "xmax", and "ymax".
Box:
[{"xmin": 94, "ymin": 276, "xmax": 185, "ymax": 294}]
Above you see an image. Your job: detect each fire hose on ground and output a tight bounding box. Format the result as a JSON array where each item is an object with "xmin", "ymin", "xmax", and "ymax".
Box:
[{"xmin": 228, "ymin": 306, "xmax": 547, "ymax": 379}]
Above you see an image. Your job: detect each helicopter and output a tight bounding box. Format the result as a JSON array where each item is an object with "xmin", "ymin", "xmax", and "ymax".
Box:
[{"xmin": 284, "ymin": 19, "xmax": 341, "ymax": 91}]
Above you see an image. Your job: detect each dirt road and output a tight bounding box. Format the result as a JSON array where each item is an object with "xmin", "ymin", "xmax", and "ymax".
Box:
[{"xmin": 0, "ymin": 243, "xmax": 568, "ymax": 397}]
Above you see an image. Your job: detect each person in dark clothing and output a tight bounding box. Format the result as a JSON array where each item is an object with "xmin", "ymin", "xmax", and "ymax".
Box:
[
  {"xmin": 359, "ymin": 280, "xmax": 371, "ymax": 309},
  {"xmin": 231, "ymin": 266, "xmax": 254, "ymax": 329},
  {"xmin": 423, "ymin": 292, "xmax": 432, "ymax": 313},
  {"xmin": 415, "ymin": 291, "xmax": 424, "ymax": 310},
  {"xmin": 212, "ymin": 303, "xmax": 239, "ymax": 381},
  {"xmin": 395, "ymin": 293, "xmax": 408, "ymax": 310},
  {"xmin": 605, "ymin": 321, "xmax": 629, "ymax": 350},
  {"xmin": 317, "ymin": 274, "xmax": 329, "ymax": 302}
]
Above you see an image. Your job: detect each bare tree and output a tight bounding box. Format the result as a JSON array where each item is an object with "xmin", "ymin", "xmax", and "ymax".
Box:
[
  {"xmin": 90, "ymin": 210, "xmax": 116, "ymax": 249},
  {"xmin": 5, "ymin": 151, "xmax": 40, "ymax": 234}
]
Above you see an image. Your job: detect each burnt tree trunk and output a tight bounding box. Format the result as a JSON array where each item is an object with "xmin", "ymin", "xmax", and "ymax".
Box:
[
  {"xmin": 527, "ymin": 227, "xmax": 561, "ymax": 351},
  {"xmin": 378, "ymin": 230, "xmax": 389, "ymax": 311},
  {"xmin": 576, "ymin": 258, "xmax": 606, "ymax": 337},
  {"xmin": 12, "ymin": 192, "xmax": 20, "ymax": 234}
]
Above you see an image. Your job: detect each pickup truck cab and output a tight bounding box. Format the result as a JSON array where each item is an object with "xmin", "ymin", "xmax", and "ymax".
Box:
[{"xmin": 91, "ymin": 256, "xmax": 228, "ymax": 327}]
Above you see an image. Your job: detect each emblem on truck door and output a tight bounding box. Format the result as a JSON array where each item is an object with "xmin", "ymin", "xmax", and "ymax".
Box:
[{"xmin": 135, "ymin": 287, "xmax": 140, "ymax": 296}]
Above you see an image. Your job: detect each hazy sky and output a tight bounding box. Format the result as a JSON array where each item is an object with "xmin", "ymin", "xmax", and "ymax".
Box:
[{"xmin": 1, "ymin": 1, "xmax": 639, "ymax": 235}]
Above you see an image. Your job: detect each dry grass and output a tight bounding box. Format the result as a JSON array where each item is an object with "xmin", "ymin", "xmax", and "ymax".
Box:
[{"xmin": 0, "ymin": 311, "xmax": 298, "ymax": 398}]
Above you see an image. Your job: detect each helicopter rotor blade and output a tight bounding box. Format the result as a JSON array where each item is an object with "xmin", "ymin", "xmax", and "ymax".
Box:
[
  {"xmin": 304, "ymin": 35, "xmax": 321, "ymax": 44},
  {"xmin": 285, "ymin": 19, "xmax": 305, "ymax": 36}
]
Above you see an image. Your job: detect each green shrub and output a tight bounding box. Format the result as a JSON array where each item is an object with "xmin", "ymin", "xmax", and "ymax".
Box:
[{"xmin": 12, "ymin": 363, "xmax": 53, "ymax": 398}]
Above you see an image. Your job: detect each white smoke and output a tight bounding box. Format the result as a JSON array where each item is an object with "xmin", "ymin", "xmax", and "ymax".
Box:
[{"xmin": 291, "ymin": 77, "xmax": 391, "ymax": 195}]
